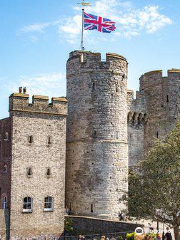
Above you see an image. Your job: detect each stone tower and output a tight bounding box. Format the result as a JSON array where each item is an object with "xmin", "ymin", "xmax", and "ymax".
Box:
[
  {"xmin": 140, "ymin": 69, "xmax": 180, "ymax": 152},
  {"xmin": 128, "ymin": 69, "xmax": 180, "ymax": 167},
  {"xmin": 0, "ymin": 89, "xmax": 68, "ymax": 240},
  {"xmin": 66, "ymin": 51, "xmax": 128, "ymax": 220}
]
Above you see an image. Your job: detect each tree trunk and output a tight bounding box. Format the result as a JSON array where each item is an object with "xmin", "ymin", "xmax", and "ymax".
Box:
[{"xmin": 173, "ymin": 225, "xmax": 179, "ymax": 240}]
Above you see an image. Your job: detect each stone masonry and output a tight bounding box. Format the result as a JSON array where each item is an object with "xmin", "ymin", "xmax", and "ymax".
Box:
[
  {"xmin": 128, "ymin": 69, "xmax": 180, "ymax": 167},
  {"xmin": 66, "ymin": 51, "xmax": 129, "ymax": 220},
  {"xmin": 0, "ymin": 91, "xmax": 68, "ymax": 239},
  {"xmin": 1, "ymin": 50, "xmax": 180, "ymax": 239}
]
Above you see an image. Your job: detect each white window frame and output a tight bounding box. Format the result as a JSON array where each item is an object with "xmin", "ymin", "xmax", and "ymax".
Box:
[
  {"xmin": 23, "ymin": 197, "xmax": 33, "ymax": 213},
  {"xmin": 44, "ymin": 196, "xmax": 54, "ymax": 212}
]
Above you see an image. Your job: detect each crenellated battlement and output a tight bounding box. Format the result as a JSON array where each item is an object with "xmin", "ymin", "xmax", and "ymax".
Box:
[
  {"xmin": 68, "ymin": 50, "xmax": 128, "ymax": 63},
  {"xmin": 142, "ymin": 70, "xmax": 162, "ymax": 77},
  {"xmin": 67, "ymin": 51, "xmax": 128, "ymax": 79},
  {"xmin": 168, "ymin": 68, "xmax": 180, "ymax": 78},
  {"xmin": 9, "ymin": 90, "xmax": 68, "ymax": 116}
]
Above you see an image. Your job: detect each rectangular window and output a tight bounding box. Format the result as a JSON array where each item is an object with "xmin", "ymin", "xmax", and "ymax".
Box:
[
  {"xmin": 44, "ymin": 196, "xmax": 54, "ymax": 212},
  {"xmin": 23, "ymin": 197, "xmax": 33, "ymax": 213},
  {"xmin": 167, "ymin": 95, "xmax": 169, "ymax": 103},
  {"xmin": 48, "ymin": 136, "xmax": 51, "ymax": 145},
  {"xmin": 4, "ymin": 132, "xmax": 8, "ymax": 141},
  {"xmin": 28, "ymin": 136, "xmax": 33, "ymax": 143},
  {"xmin": 3, "ymin": 196, "xmax": 7, "ymax": 209},
  {"xmin": 92, "ymin": 83, "xmax": 96, "ymax": 91},
  {"xmin": 91, "ymin": 203, "xmax": 93, "ymax": 213},
  {"xmin": 156, "ymin": 131, "xmax": 159, "ymax": 138},
  {"xmin": 116, "ymin": 131, "xmax": 119, "ymax": 139}
]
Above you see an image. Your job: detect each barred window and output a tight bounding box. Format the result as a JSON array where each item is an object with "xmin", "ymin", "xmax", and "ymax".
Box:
[
  {"xmin": 23, "ymin": 197, "xmax": 33, "ymax": 212},
  {"xmin": 44, "ymin": 196, "xmax": 54, "ymax": 211}
]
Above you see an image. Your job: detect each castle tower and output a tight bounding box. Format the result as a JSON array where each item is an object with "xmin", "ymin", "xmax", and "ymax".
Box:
[
  {"xmin": 66, "ymin": 51, "xmax": 128, "ymax": 220},
  {"xmin": 139, "ymin": 69, "xmax": 180, "ymax": 153}
]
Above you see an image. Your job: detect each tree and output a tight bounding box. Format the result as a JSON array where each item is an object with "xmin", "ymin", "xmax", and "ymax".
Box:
[{"xmin": 128, "ymin": 122, "xmax": 180, "ymax": 240}]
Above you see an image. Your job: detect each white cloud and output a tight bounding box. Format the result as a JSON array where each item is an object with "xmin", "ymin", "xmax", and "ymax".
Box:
[
  {"xmin": 19, "ymin": 0, "xmax": 173, "ymax": 44},
  {"xmin": 58, "ymin": 0, "xmax": 172, "ymax": 43},
  {"xmin": 7, "ymin": 72, "xmax": 66, "ymax": 98},
  {"xmin": 21, "ymin": 23, "xmax": 51, "ymax": 33}
]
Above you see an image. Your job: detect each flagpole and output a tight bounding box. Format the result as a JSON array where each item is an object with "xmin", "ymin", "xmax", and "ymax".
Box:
[
  {"xmin": 81, "ymin": 4, "xmax": 85, "ymax": 51},
  {"xmin": 77, "ymin": 0, "xmax": 90, "ymax": 51}
]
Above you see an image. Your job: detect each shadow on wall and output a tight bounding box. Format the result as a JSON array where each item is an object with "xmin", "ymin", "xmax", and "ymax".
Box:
[{"xmin": 0, "ymin": 209, "xmax": 10, "ymax": 240}]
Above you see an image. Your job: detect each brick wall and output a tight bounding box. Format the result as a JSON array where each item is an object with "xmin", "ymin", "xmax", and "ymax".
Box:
[{"xmin": 0, "ymin": 118, "xmax": 11, "ymax": 209}]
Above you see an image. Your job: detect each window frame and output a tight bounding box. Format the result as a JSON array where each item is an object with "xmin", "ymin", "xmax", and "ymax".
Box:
[
  {"xmin": 44, "ymin": 196, "xmax": 54, "ymax": 212},
  {"xmin": 23, "ymin": 197, "xmax": 33, "ymax": 213}
]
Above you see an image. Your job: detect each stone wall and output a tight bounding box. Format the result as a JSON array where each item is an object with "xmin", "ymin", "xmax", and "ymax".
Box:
[
  {"xmin": 8, "ymin": 93, "xmax": 68, "ymax": 239},
  {"xmin": 66, "ymin": 51, "xmax": 129, "ymax": 220},
  {"xmin": 127, "ymin": 90, "xmax": 147, "ymax": 167},
  {"xmin": 65, "ymin": 216, "xmax": 143, "ymax": 235}
]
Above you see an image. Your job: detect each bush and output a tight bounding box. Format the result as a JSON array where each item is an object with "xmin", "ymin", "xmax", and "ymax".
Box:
[
  {"xmin": 126, "ymin": 232, "xmax": 135, "ymax": 240},
  {"xmin": 145, "ymin": 233, "xmax": 156, "ymax": 240},
  {"xmin": 116, "ymin": 236, "xmax": 124, "ymax": 240},
  {"xmin": 64, "ymin": 218, "xmax": 75, "ymax": 235}
]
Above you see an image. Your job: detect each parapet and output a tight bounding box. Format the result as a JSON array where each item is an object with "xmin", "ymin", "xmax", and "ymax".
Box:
[
  {"xmin": 168, "ymin": 68, "xmax": 180, "ymax": 73},
  {"xmin": 9, "ymin": 89, "xmax": 68, "ymax": 117},
  {"xmin": 68, "ymin": 50, "xmax": 128, "ymax": 64},
  {"xmin": 168, "ymin": 68, "xmax": 180, "ymax": 78},
  {"xmin": 140, "ymin": 70, "xmax": 162, "ymax": 79},
  {"xmin": 139, "ymin": 70, "xmax": 163, "ymax": 91},
  {"xmin": 67, "ymin": 50, "xmax": 128, "ymax": 78}
]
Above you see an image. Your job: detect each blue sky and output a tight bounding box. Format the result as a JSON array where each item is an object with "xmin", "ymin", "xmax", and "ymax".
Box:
[{"xmin": 0, "ymin": 0, "xmax": 180, "ymax": 118}]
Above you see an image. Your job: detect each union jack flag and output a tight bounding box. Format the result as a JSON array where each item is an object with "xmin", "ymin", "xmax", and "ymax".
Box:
[{"xmin": 84, "ymin": 12, "xmax": 116, "ymax": 33}]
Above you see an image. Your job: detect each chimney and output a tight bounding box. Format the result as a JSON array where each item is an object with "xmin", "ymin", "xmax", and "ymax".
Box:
[
  {"xmin": 23, "ymin": 87, "xmax": 27, "ymax": 94},
  {"xmin": 19, "ymin": 87, "xmax": 22, "ymax": 93}
]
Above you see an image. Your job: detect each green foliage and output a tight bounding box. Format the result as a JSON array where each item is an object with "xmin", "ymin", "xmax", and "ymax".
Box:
[
  {"xmin": 116, "ymin": 236, "xmax": 124, "ymax": 240},
  {"xmin": 64, "ymin": 218, "xmax": 75, "ymax": 235},
  {"xmin": 128, "ymin": 122, "xmax": 180, "ymax": 240},
  {"xmin": 146, "ymin": 232, "xmax": 156, "ymax": 240},
  {"xmin": 126, "ymin": 232, "xmax": 135, "ymax": 240}
]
